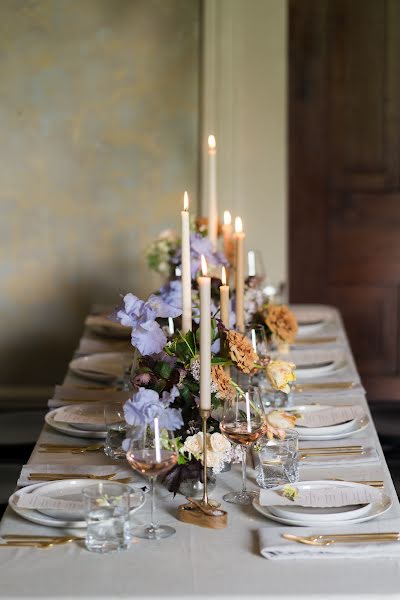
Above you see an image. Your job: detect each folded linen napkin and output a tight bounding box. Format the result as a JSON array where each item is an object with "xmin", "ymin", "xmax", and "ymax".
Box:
[
  {"xmin": 48, "ymin": 385, "xmax": 131, "ymax": 408},
  {"xmin": 17, "ymin": 464, "xmax": 136, "ymax": 487},
  {"xmin": 259, "ymin": 522, "xmax": 400, "ymax": 559},
  {"xmin": 298, "ymin": 438, "xmax": 379, "ymax": 466}
]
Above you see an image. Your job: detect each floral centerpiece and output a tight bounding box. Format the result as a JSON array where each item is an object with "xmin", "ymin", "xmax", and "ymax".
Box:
[
  {"xmin": 146, "ymin": 222, "xmax": 227, "ymax": 282},
  {"xmin": 244, "ymin": 287, "xmax": 298, "ymax": 347},
  {"xmin": 117, "ymin": 291, "xmax": 296, "ymax": 494}
]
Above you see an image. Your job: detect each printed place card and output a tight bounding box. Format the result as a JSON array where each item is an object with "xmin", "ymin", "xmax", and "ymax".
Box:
[
  {"xmin": 53, "ymin": 404, "xmax": 106, "ymax": 425},
  {"xmin": 296, "ymin": 405, "xmax": 364, "ymax": 428},
  {"xmin": 17, "ymin": 494, "xmax": 83, "ymax": 512},
  {"xmin": 259, "ymin": 485, "xmax": 380, "ymax": 508}
]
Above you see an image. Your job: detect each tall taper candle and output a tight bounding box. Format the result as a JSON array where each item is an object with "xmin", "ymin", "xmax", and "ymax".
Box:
[
  {"xmin": 234, "ymin": 217, "xmax": 245, "ymax": 333},
  {"xmin": 199, "ymin": 255, "xmax": 211, "ymax": 410},
  {"xmin": 222, "ymin": 210, "xmax": 233, "ymax": 264},
  {"xmin": 220, "ymin": 265, "xmax": 230, "ymax": 378},
  {"xmin": 181, "ymin": 191, "xmax": 192, "ymax": 334},
  {"xmin": 220, "ymin": 266, "xmax": 230, "ymax": 328},
  {"xmin": 207, "ymin": 135, "xmax": 218, "ymax": 250}
]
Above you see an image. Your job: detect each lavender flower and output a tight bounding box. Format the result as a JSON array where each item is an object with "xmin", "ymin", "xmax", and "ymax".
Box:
[
  {"xmin": 173, "ymin": 232, "xmax": 228, "ymax": 279},
  {"xmin": 124, "ymin": 387, "xmax": 183, "ymax": 431},
  {"xmin": 158, "ymin": 280, "xmax": 182, "ymax": 311},
  {"xmin": 117, "ymin": 291, "xmax": 182, "ymax": 356}
]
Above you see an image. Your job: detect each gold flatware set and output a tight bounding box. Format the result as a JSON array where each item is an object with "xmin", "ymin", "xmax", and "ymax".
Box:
[
  {"xmin": 293, "ymin": 337, "xmax": 337, "ymax": 345},
  {"xmin": 28, "ymin": 472, "xmax": 131, "ymax": 483},
  {"xmin": 39, "ymin": 443, "xmax": 104, "ymax": 454},
  {"xmin": 0, "ymin": 535, "xmax": 83, "ymax": 548},
  {"xmin": 283, "ymin": 532, "xmax": 400, "ymax": 546},
  {"xmin": 299, "ymin": 445, "xmax": 364, "ymax": 460},
  {"xmin": 293, "ymin": 382, "xmax": 357, "ymax": 392}
]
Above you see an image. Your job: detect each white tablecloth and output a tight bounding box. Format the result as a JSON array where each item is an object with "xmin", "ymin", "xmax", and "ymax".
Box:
[{"xmin": 1, "ymin": 305, "xmax": 400, "ymax": 600}]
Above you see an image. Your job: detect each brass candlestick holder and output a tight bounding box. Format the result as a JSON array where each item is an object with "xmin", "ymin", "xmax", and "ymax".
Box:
[{"xmin": 177, "ymin": 408, "xmax": 228, "ymax": 529}]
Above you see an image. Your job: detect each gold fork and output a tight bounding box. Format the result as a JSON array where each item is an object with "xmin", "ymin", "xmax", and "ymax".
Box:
[
  {"xmin": 28, "ymin": 473, "xmax": 132, "ymax": 483},
  {"xmin": 283, "ymin": 533, "xmax": 400, "ymax": 546},
  {"xmin": 299, "ymin": 450, "xmax": 364, "ymax": 459},
  {"xmin": 0, "ymin": 537, "xmax": 79, "ymax": 548}
]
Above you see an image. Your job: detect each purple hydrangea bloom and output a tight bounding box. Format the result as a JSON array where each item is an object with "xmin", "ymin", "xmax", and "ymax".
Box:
[
  {"xmin": 158, "ymin": 280, "xmax": 182, "ymax": 311},
  {"xmin": 123, "ymin": 387, "xmax": 183, "ymax": 431},
  {"xmin": 124, "ymin": 388, "xmax": 162, "ymax": 427},
  {"xmin": 173, "ymin": 232, "xmax": 228, "ymax": 278},
  {"xmin": 131, "ymin": 320, "xmax": 166, "ymax": 356},
  {"xmin": 117, "ymin": 291, "xmax": 182, "ymax": 356}
]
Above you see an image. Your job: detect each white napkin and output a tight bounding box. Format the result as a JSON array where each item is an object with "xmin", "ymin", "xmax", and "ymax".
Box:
[
  {"xmin": 48, "ymin": 385, "xmax": 131, "ymax": 408},
  {"xmin": 259, "ymin": 522, "xmax": 400, "ymax": 559},
  {"xmin": 298, "ymin": 438, "xmax": 380, "ymax": 466},
  {"xmin": 17, "ymin": 464, "xmax": 136, "ymax": 487}
]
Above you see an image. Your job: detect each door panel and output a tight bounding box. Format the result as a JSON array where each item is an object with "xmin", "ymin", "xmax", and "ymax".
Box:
[{"xmin": 289, "ymin": 0, "xmax": 400, "ymax": 400}]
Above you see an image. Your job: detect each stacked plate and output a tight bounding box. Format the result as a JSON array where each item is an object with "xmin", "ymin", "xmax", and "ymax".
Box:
[
  {"xmin": 287, "ymin": 405, "xmax": 369, "ymax": 441},
  {"xmin": 293, "ymin": 306, "xmax": 335, "ymax": 337},
  {"xmin": 85, "ymin": 315, "xmax": 131, "ymax": 339},
  {"xmin": 9, "ymin": 479, "xmax": 145, "ymax": 528},
  {"xmin": 46, "ymin": 404, "xmax": 107, "ymax": 439},
  {"xmin": 69, "ymin": 352, "xmax": 131, "ymax": 382},
  {"xmin": 253, "ymin": 481, "xmax": 391, "ymax": 527}
]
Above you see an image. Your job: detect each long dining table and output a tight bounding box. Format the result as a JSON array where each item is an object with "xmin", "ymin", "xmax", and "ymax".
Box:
[{"xmin": 1, "ymin": 305, "xmax": 400, "ymax": 600}]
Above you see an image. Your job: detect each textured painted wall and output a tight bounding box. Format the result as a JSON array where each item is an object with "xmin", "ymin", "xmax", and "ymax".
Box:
[{"xmin": 0, "ymin": 0, "xmax": 200, "ymax": 384}]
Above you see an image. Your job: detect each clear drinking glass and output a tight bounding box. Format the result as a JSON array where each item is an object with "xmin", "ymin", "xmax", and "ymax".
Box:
[
  {"xmin": 257, "ymin": 381, "xmax": 292, "ymax": 410},
  {"xmin": 255, "ymin": 429, "xmax": 299, "ymax": 488},
  {"xmin": 83, "ymin": 481, "xmax": 130, "ymax": 553},
  {"xmin": 220, "ymin": 386, "xmax": 265, "ymax": 504},
  {"xmin": 104, "ymin": 401, "xmax": 130, "ymax": 459},
  {"xmin": 126, "ymin": 421, "xmax": 178, "ymax": 540}
]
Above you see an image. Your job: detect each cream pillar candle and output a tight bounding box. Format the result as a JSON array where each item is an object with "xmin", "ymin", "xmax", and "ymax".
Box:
[
  {"xmin": 219, "ymin": 266, "xmax": 230, "ymax": 328},
  {"xmin": 207, "ymin": 134, "xmax": 218, "ymax": 250},
  {"xmin": 199, "ymin": 255, "xmax": 211, "ymax": 410},
  {"xmin": 181, "ymin": 191, "xmax": 192, "ymax": 334},
  {"xmin": 222, "ymin": 210, "xmax": 233, "ymax": 263},
  {"xmin": 234, "ymin": 217, "xmax": 245, "ymax": 333}
]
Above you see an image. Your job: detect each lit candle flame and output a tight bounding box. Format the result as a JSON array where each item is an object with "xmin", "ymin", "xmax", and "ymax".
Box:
[
  {"xmin": 235, "ymin": 216, "xmax": 243, "ymax": 233},
  {"xmin": 221, "ymin": 266, "xmax": 227, "ymax": 286},
  {"xmin": 208, "ymin": 134, "xmax": 216, "ymax": 150},
  {"xmin": 183, "ymin": 191, "xmax": 189, "ymax": 211},
  {"xmin": 201, "ymin": 254, "xmax": 208, "ymax": 276},
  {"xmin": 223, "ymin": 210, "xmax": 231, "ymax": 226}
]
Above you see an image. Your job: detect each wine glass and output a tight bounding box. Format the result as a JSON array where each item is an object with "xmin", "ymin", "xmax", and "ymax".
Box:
[
  {"xmin": 245, "ymin": 324, "xmax": 269, "ymax": 362},
  {"xmin": 220, "ymin": 386, "xmax": 265, "ymax": 504},
  {"xmin": 126, "ymin": 420, "xmax": 178, "ymax": 540},
  {"xmin": 246, "ymin": 249, "xmax": 266, "ymax": 287}
]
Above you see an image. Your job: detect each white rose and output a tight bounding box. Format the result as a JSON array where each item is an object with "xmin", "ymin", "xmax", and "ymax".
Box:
[
  {"xmin": 266, "ymin": 360, "xmax": 296, "ymax": 393},
  {"xmin": 183, "ymin": 433, "xmax": 203, "ymax": 457},
  {"xmin": 209, "ymin": 433, "xmax": 231, "ymax": 453},
  {"xmin": 205, "ymin": 450, "xmax": 224, "ymax": 469}
]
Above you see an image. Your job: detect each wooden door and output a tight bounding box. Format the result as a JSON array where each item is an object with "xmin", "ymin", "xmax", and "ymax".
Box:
[{"xmin": 289, "ymin": 0, "xmax": 400, "ymax": 401}]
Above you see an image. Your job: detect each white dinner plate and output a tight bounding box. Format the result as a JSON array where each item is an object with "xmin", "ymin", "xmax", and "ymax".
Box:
[
  {"xmin": 8, "ymin": 480, "xmax": 146, "ymax": 528},
  {"xmin": 45, "ymin": 408, "xmax": 107, "ymax": 439},
  {"xmin": 85, "ymin": 316, "xmax": 131, "ymax": 339},
  {"xmin": 69, "ymin": 353, "xmax": 130, "ymax": 382},
  {"xmin": 286, "ymin": 405, "xmax": 358, "ymax": 437},
  {"xmin": 296, "ymin": 415, "xmax": 370, "ymax": 441},
  {"xmin": 54, "ymin": 403, "xmax": 106, "ymax": 433},
  {"xmin": 265, "ymin": 481, "xmax": 374, "ymax": 523},
  {"xmin": 294, "ymin": 307, "xmax": 334, "ymax": 337},
  {"xmin": 272, "ymin": 348, "xmax": 348, "ymax": 380},
  {"xmin": 253, "ymin": 482, "xmax": 392, "ymax": 527}
]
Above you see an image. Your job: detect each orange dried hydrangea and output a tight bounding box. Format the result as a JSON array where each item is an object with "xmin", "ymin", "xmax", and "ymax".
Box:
[
  {"xmin": 264, "ymin": 304, "xmax": 298, "ymax": 344},
  {"xmin": 211, "ymin": 365, "xmax": 235, "ymax": 401},
  {"xmin": 226, "ymin": 330, "xmax": 258, "ymax": 374}
]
